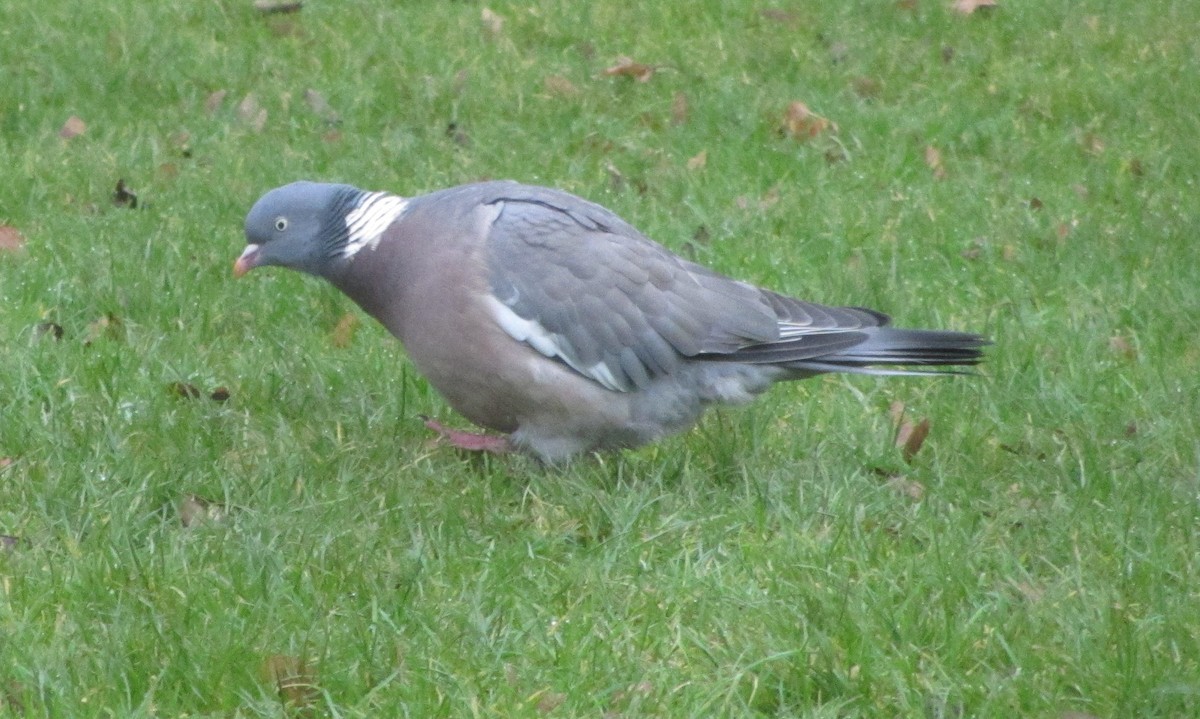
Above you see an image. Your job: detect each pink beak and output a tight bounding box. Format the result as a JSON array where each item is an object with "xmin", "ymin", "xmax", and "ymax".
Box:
[{"xmin": 233, "ymin": 244, "xmax": 260, "ymax": 277}]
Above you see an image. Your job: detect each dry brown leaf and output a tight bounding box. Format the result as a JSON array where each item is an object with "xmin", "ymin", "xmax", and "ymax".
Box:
[
  {"xmin": 888, "ymin": 400, "xmax": 907, "ymax": 425},
  {"xmin": 686, "ymin": 150, "xmax": 707, "ymax": 171},
  {"xmin": 35, "ymin": 321, "xmax": 64, "ymax": 340},
  {"xmin": 603, "ymin": 56, "xmax": 655, "ymax": 82},
  {"xmin": 1081, "ymin": 131, "xmax": 1104, "ymax": 155},
  {"xmin": 760, "ymin": 8, "xmax": 801, "ymax": 26},
  {"xmin": 1108, "ymin": 334, "xmax": 1137, "ymax": 360},
  {"xmin": 481, "ymin": 7, "xmax": 504, "ymax": 36},
  {"xmin": 331, "ymin": 312, "xmax": 359, "ymax": 348},
  {"xmin": 924, "ymin": 145, "xmax": 947, "ymax": 180},
  {"xmin": 169, "ymin": 382, "xmax": 203, "ymax": 400},
  {"xmin": 852, "ymin": 76, "xmax": 881, "ymax": 99},
  {"xmin": 59, "ymin": 115, "xmax": 86, "ymax": 139},
  {"xmin": 179, "ymin": 494, "xmax": 226, "ymax": 527},
  {"xmin": 886, "ymin": 475, "xmax": 926, "ymax": 501},
  {"xmin": 895, "ymin": 417, "xmax": 931, "ymax": 463},
  {"xmin": 535, "ymin": 691, "xmax": 566, "ymax": 713},
  {"xmin": 1001, "ymin": 243, "xmax": 1017, "ymax": 261},
  {"xmin": 84, "ymin": 313, "xmax": 124, "ymax": 345},
  {"xmin": 671, "ymin": 91, "xmax": 689, "ymax": 125},
  {"xmin": 303, "ymin": 89, "xmax": 340, "ymax": 124},
  {"xmin": 204, "ymin": 89, "xmax": 228, "ymax": 115},
  {"xmin": 896, "ymin": 0, "xmax": 918, "ymax": 9},
  {"xmin": 1055, "ymin": 220, "xmax": 1075, "ymax": 241},
  {"xmin": 237, "ymin": 94, "xmax": 267, "ymax": 132},
  {"xmin": 113, "ymin": 179, "xmax": 138, "ymax": 209},
  {"xmin": 543, "ymin": 75, "xmax": 579, "ymax": 97},
  {"xmin": 446, "ymin": 121, "xmax": 470, "ymax": 147},
  {"xmin": 260, "ymin": 655, "xmax": 319, "ymax": 713},
  {"xmin": 0, "ymin": 226, "xmax": 25, "ymax": 252},
  {"xmin": 780, "ymin": 101, "xmax": 834, "ymax": 140},
  {"xmin": 210, "ymin": 386, "xmax": 231, "ymax": 402},
  {"xmin": 255, "ymin": 0, "xmax": 303, "ymax": 13},
  {"xmin": 952, "ymin": 0, "xmax": 997, "ymax": 14}
]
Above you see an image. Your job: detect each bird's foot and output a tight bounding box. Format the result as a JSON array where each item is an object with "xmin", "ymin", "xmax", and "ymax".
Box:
[{"xmin": 422, "ymin": 417, "xmax": 511, "ymax": 455}]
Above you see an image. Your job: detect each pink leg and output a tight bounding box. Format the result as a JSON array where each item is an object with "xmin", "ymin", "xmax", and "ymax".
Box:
[{"xmin": 422, "ymin": 417, "xmax": 512, "ymax": 454}]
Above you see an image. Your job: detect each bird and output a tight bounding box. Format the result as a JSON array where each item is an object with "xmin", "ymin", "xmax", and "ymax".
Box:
[{"xmin": 235, "ymin": 180, "xmax": 986, "ymax": 462}]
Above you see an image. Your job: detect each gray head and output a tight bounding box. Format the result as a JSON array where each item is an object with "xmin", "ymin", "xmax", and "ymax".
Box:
[{"xmin": 235, "ymin": 181, "xmax": 363, "ymax": 278}]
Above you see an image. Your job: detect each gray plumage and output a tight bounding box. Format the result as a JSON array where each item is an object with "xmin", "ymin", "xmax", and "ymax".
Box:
[{"xmin": 237, "ymin": 180, "xmax": 987, "ymax": 462}]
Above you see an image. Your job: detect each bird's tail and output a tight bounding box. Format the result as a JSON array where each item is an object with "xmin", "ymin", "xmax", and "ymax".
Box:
[{"xmin": 781, "ymin": 327, "xmax": 988, "ymax": 376}]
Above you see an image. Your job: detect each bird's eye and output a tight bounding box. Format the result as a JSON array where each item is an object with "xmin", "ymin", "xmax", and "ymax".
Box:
[{"xmin": 274, "ymin": 217, "xmax": 288, "ymax": 231}]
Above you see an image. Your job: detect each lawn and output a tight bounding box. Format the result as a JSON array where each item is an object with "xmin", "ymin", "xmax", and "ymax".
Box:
[{"xmin": 1, "ymin": 1, "xmax": 1198, "ymax": 716}]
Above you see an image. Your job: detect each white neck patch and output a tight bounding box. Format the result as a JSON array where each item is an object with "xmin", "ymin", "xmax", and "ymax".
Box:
[{"xmin": 342, "ymin": 191, "xmax": 409, "ymax": 258}]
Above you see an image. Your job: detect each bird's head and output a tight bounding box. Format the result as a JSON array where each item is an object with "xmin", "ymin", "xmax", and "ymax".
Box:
[{"xmin": 235, "ymin": 181, "xmax": 362, "ymax": 279}]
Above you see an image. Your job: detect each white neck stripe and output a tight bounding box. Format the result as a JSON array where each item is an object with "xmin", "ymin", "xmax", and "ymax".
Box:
[{"xmin": 343, "ymin": 192, "xmax": 409, "ymax": 258}]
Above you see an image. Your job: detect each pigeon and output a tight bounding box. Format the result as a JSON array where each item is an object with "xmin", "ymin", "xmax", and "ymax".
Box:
[{"xmin": 236, "ymin": 180, "xmax": 986, "ymax": 462}]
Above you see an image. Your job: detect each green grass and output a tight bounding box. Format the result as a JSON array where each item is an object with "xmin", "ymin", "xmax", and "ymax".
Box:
[{"xmin": 2, "ymin": 0, "xmax": 1198, "ymax": 716}]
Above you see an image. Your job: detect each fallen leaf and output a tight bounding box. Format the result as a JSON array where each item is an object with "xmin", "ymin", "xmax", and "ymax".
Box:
[
  {"xmin": 543, "ymin": 75, "xmax": 579, "ymax": 97},
  {"xmin": 686, "ymin": 149, "xmax": 707, "ymax": 171},
  {"xmin": 605, "ymin": 161, "xmax": 625, "ymax": 193},
  {"xmin": 237, "ymin": 94, "xmax": 267, "ymax": 132},
  {"xmin": 760, "ymin": 8, "xmax": 801, "ymax": 26},
  {"xmin": 210, "ymin": 386, "xmax": 230, "ymax": 402},
  {"xmin": 35, "ymin": 321, "xmax": 64, "ymax": 340},
  {"xmin": 84, "ymin": 313, "xmax": 124, "ymax": 345},
  {"xmin": 331, "ymin": 312, "xmax": 359, "ymax": 348},
  {"xmin": 0, "ymin": 457, "xmax": 13, "ymax": 470},
  {"xmin": 179, "ymin": 494, "xmax": 226, "ymax": 527},
  {"xmin": 603, "ymin": 56, "xmax": 655, "ymax": 82},
  {"xmin": 780, "ymin": 101, "xmax": 834, "ymax": 140},
  {"xmin": 169, "ymin": 382, "xmax": 203, "ymax": 400},
  {"xmin": 1127, "ymin": 157, "xmax": 1144, "ymax": 177},
  {"xmin": 480, "ymin": 7, "xmax": 504, "ymax": 36},
  {"xmin": 446, "ymin": 121, "xmax": 470, "ymax": 147},
  {"xmin": 1108, "ymin": 334, "xmax": 1137, "ymax": 360},
  {"xmin": 303, "ymin": 89, "xmax": 340, "ymax": 125},
  {"xmin": 924, "ymin": 145, "xmax": 947, "ymax": 180},
  {"xmin": 671, "ymin": 91, "xmax": 689, "ymax": 125},
  {"xmin": 888, "ymin": 400, "xmax": 907, "ymax": 425},
  {"xmin": 885, "ymin": 475, "xmax": 926, "ymax": 501},
  {"xmin": 260, "ymin": 655, "xmax": 319, "ymax": 714},
  {"xmin": 1124, "ymin": 421, "xmax": 1138, "ymax": 438},
  {"xmin": 1001, "ymin": 243, "xmax": 1017, "ymax": 261},
  {"xmin": 952, "ymin": 0, "xmax": 997, "ymax": 14},
  {"xmin": 942, "ymin": 45, "xmax": 956, "ymax": 63},
  {"xmin": 204, "ymin": 89, "xmax": 228, "ymax": 115},
  {"xmin": 895, "ymin": 417, "xmax": 931, "ymax": 463},
  {"xmin": 1081, "ymin": 131, "xmax": 1104, "ymax": 155},
  {"xmin": 59, "ymin": 115, "xmax": 86, "ymax": 139},
  {"xmin": 1029, "ymin": 196, "xmax": 1043, "ymax": 210},
  {"xmin": 852, "ymin": 76, "xmax": 881, "ymax": 99},
  {"xmin": 113, "ymin": 179, "xmax": 138, "ymax": 209},
  {"xmin": 0, "ymin": 536, "xmax": 19, "ymax": 552},
  {"xmin": 895, "ymin": 0, "xmax": 918, "ymax": 10},
  {"xmin": 255, "ymin": 0, "xmax": 302, "ymax": 13},
  {"xmin": 1055, "ymin": 220, "xmax": 1075, "ymax": 241},
  {"xmin": 535, "ymin": 691, "xmax": 566, "ymax": 713},
  {"xmin": 0, "ymin": 226, "xmax": 25, "ymax": 252}
]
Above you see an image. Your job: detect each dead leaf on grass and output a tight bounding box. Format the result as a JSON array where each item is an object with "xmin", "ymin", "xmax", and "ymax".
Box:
[
  {"xmin": 204, "ymin": 89, "xmax": 228, "ymax": 115},
  {"xmin": 686, "ymin": 150, "xmax": 707, "ymax": 171},
  {"xmin": 480, "ymin": 7, "xmax": 504, "ymax": 36},
  {"xmin": 885, "ymin": 475, "xmax": 926, "ymax": 501},
  {"xmin": 895, "ymin": 417, "xmax": 932, "ymax": 463},
  {"xmin": 779, "ymin": 101, "xmax": 835, "ymax": 140},
  {"xmin": 671, "ymin": 91, "xmax": 689, "ymax": 125},
  {"xmin": 260, "ymin": 655, "xmax": 320, "ymax": 714},
  {"xmin": 210, "ymin": 386, "xmax": 231, "ymax": 402},
  {"xmin": 303, "ymin": 89, "xmax": 340, "ymax": 125},
  {"xmin": 113, "ymin": 179, "xmax": 138, "ymax": 209},
  {"xmin": 603, "ymin": 56, "xmax": 656, "ymax": 82},
  {"xmin": 237, "ymin": 93, "xmax": 267, "ymax": 132},
  {"xmin": 1108, "ymin": 334, "xmax": 1137, "ymax": 360},
  {"xmin": 952, "ymin": 0, "xmax": 997, "ymax": 14},
  {"xmin": 534, "ymin": 690, "xmax": 566, "ymax": 713},
  {"xmin": 179, "ymin": 494, "xmax": 228, "ymax": 527},
  {"xmin": 84, "ymin": 313, "xmax": 124, "ymax": 345},
  {"xmin": 255, "ymin": 0, "xmax": 302, "ymax": 13},
  {"xmin": 59, "ymin": 115, "xmax": 86, "ymax": 139},
  {"xmin": 543, "ymin": 75, "xmax": 579, "ymax": 97},
  {"xmin": 924, "ymin": 145, "xmax": 947, "ymax": 180},
  {"xmin": 331, "ymin": 312, "xmax": 359, "ymax": 348},
  {"xmin": 0, "ymin": 226, "xmax": 25, "ymax": 252},
  {"xmin": 35, "ymin": 321, "xmax": 64, "ymax": 340},
  {"xmin": 168, "ymin": 381, "xmax": 203, "ymax": 400}
]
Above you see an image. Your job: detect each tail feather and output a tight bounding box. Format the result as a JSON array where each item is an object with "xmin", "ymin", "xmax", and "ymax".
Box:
[{"xmin": 780, "ymin": 327, "xmax": 987, "ymax": 376}]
